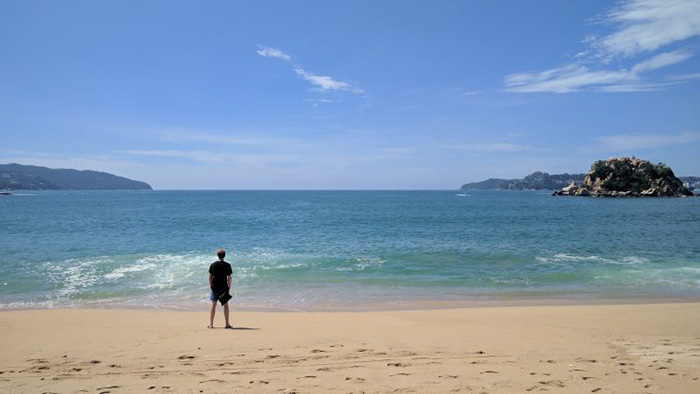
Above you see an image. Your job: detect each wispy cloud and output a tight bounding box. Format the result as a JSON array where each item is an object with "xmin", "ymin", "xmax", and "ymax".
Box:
[
  {"xmin": 256, "ymin": 46, "xmax": 292, "ymax": 61},
  {"xmin": 257, "ymin": 45, "xmax": 363, "ymax": 95},
  {"xmin": 445, "ymin": 142, "xmax": 534, "ymax": 152},
  {"xmin": 666, "ymin": 72, "xmax": 700, "ymax": 81},
  {"xmin": 591, "ymin": 0, "xmax": 700, "ymax": 59},
  {"xmin": 596, "ymin": 131, "xmax": 700, "ymax": 151},
  {"xmin": 119, "ymin": 149, "xmax": 293, "ymax": 165},
  {"xmin": 294, "ymin": 67, "xmax": 363, "ymax": 93},
  {"xmin": 157, "ymin": 129, "xmax": 307, "ymax": 148},
  {"xmin": 504, "ymin": 0, "xmax": 700, "ymax": 93}
]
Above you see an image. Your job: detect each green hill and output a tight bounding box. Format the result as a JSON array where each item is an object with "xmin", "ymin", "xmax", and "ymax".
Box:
[
  {"xmin": 461, "ymin": 172, "xmax": 585, "ymax": 190},
  {"xmin": 0, "ymin": 163, "xmax": 152, "ymax": 190}
]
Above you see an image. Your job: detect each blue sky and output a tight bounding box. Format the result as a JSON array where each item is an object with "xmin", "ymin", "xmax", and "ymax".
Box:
[{"xmin": 1, "ymin": 0, "xmax": 699, "ymax": 189}]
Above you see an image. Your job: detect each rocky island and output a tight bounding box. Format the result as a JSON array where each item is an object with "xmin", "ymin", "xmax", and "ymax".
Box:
[
  {"xmin": 0, "ymin": 163, "xmax": 152, "ymax": 190},
  {"xmin": 553, "ymin": 157, "xmax": 693, "ymax": 197}
]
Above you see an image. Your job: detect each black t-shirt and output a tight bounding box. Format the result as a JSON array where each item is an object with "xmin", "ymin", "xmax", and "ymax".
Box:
[{"xmin": 209, "ymin": 260, "xmax": 232, "ymax": 293}]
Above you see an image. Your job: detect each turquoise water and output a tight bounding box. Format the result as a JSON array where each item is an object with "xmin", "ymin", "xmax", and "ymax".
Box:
[{"xmin": 1, "ymin": 190, "xmax": 699, "ymax": 310}]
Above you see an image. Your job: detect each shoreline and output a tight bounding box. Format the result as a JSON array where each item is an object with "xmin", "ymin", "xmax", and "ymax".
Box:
[
  {"xmin": 1, "ymin": 303, "xmax": 699, "ymax": 393},
  {"xmin": 3, "ymin": 293, "xmax": 700, "ymax": 313}
]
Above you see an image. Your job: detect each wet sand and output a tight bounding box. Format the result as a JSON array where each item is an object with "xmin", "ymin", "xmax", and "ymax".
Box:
[{"xmin": 1, "ymin": 303, "xmax": 699, "ymax": 393}]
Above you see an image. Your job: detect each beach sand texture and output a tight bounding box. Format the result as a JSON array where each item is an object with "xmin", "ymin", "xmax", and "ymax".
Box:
[{"xmin": 1, "ymin": 303, "xmax": 699, "ymax": 393}]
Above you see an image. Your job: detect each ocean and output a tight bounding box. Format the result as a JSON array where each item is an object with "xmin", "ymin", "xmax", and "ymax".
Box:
[{"xmin": 1, "ymin": 190, "xmax": 699, "ymax": 310}]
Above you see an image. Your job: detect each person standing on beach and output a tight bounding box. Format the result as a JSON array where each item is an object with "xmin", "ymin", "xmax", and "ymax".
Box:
[{"xmin": 208, "ymin": 248, "xmax": 233, "ymax": 329}]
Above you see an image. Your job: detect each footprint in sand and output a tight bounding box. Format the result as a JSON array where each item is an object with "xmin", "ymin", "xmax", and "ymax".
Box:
[
  {"xmin": 345, "ymin": 377, "xmax": 365, "ymax": 382},
  {"xmin": 317, "ymin": 367, "xmax": 331, "ymax": 372},
  {"xmin": 90, "ymin": 360, "xmax": 102, "ymax": 364},
  {"xmin": 267, "ymin": 354, "xmax": 281, "ymax": 359},
  {"xmin": 387, "ymin": 362, "xmax": 408, "ymax": 367},
  {"xmin": 178, "ymin": 355, "xmax": 195, "ymax": 360},
  {"xmin": 249, "ymin": 380, "xmax": 269, "ymax": 384},
  {"xmin": 311, "ymin": 349, "xmax": 327, "ymax": 353},
  {"xmin": 480, "ymin": 370, "xmax": 498, "ymax": 374},
  {"xmin": 391, "ymin": 373, "xmax": 411, "ymax": 376},
  {"xmin": 97, "ymin": 386, "xmax": 121, "ymax": 394},
  {"xmin": 296, "ymin": 375, "xmax": 316, "ymax": 379},
  {"xmin": 539, "ymin": 380, "xmax": 565, "ymax": 387},
  {"xmin": 200, "ymin": 379, "xmax": 226, "ymax": 383},
  {"xmin": 438, "ymin": 375, "xmax": 458, "ymax": 379}
]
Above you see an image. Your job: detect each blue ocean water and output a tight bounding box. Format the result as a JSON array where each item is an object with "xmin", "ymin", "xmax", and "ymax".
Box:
[{"xmin": 1, "ymin": 190, "xmax": 699, "ymax": 310}]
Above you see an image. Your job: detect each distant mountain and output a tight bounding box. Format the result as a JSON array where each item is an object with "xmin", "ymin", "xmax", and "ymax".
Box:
[
  {"xmin": 0, "ymin": 163, "xmax": 152, "ymax": 190},
  {"xmin": 461, "ymin": 172, "xmax": 585, "ymax": 191},
  {"xmin": 460, "ymin": 178, "xmax": 515, "ymax": 190},
  {"xmin": 679, "ymin": 176, "xmax": 700, "ymax": 191}
]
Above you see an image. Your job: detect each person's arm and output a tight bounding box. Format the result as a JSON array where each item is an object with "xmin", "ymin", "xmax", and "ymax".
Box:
[
  {"xmin": 227, "ymin": 274, "xmax": 232, "ymax": 289},
  {"xmin": 209, "ymin": 274, "xmax": 214, "ymax": 289}
]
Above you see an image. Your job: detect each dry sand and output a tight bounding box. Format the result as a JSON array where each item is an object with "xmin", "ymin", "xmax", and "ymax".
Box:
[{"xmin": 1, "ymin": 303, "xmax": 699, "ymax": 393}]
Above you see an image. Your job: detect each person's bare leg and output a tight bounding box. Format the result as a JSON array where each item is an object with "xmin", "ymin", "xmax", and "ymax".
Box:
[
  {"xmin": 224, "ymin": 303, "xmax": 231, "ymax": 328},
  {"xmin": 209, "ymin": 301, "xmax": 217, "ymax": 328}
]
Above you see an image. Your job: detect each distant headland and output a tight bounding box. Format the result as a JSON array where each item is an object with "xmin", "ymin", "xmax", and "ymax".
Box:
[
  {"xmin": 461, "ymin": 157, "xmax": 699, "ymax": 196},
  {"xmin": 0, "ymin": 163, "xmax": 152, "ymax": 190}
]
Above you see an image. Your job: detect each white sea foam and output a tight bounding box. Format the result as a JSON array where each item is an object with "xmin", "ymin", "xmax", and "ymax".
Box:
[
  {"xmin": 104, "ymin": 262, "xmax": 156, "ymax": 279},
  {"xmin": 355, "ymin": 257, "xmax": 386, "ymax": 271},
  {"xmin": 536, "ymin": 253, "xmax": 648, "ymax": 265}
]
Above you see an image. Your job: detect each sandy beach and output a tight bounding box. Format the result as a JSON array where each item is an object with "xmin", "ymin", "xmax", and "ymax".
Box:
[{"xmin": 0, "ymin": 303, "xmax": 698, "ymax": 393}]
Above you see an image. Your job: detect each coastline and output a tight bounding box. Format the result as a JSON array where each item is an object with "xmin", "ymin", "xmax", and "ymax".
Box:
[
  {"xmin": 2, "ymin": 303, "xmax": 699, "ymax": 393},
  {"xmin": 4, "ymin": 292, "xmax": 700, "ymax": 313}
]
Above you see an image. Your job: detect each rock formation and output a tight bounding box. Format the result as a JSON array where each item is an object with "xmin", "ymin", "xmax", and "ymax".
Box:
[{"xmin": 553, "ymin": 157, "xmax": 693, "ymax": 197}]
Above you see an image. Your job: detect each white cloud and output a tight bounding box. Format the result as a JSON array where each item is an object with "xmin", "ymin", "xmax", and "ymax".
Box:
[
  {"xmin": 445, "ymin": 142, "xmax": 534, "ymax": 152},
  {"xmin": 257, "ymin": 44, "xmax": 363, "ymax": 95},
  {"xmin": 596, "ymin": 131, "xmax": 700, "ymax": 151},
  {"xmin": 504, "ymin": 0, "xmax": 700, "ymax": 93},
  {"xmin": 593, "ymin": 0, "xmax": 700, "ymax": 59},
  {"xmin": 666, "ymin": 72, "xmax": 700, "ymax": 81},
  {"xmin": 304, "ymin": 98, "xmax": 341, "ymax": 103},
  {"xmin": 631, "ymin": 49, "xmax": 694, "ymax": 72},
  {"xmin": 256, "ymin": 45, "xmax": 292, "ymax": 61},
  {"xmin": 505, "ymin": 65, "xmax": 631, "ymax": 93},
  {"xmin": 294, "ymin": 67, "xmax": 363, "ymax": 94},
  {"xmin": 505, "ymin": 50, "xmax": 694, "ymax": 93},
  {"xmin": 157, "ymin": 129, "xmax": 306, "ymax": 148},
  {"xmin": 119, "ymin": 149, "xmax": 293, "ymax": 165}
]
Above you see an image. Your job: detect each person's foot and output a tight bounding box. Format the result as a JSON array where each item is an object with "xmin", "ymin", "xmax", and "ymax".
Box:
[
  {"xmin": 225, "ymin": 324, "xmax": 233, "ymax": 329},
  {"xmin": 207, "ymin": 325, "xmax": 214, "ymax": 329}
]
